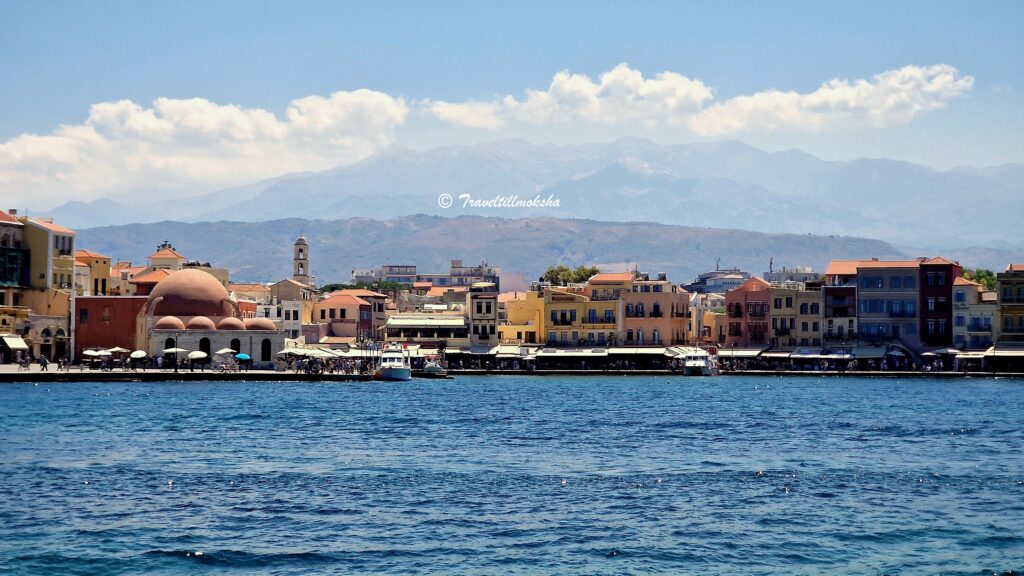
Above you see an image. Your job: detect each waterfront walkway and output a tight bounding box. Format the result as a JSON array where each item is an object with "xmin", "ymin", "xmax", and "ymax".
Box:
[{"xmin": 2, "ymin": 364, "xmax": 1022, "ymax": 382}]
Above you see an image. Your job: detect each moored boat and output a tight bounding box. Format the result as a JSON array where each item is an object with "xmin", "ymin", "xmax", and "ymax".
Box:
[{"xmin": 374, "ymin": 345, "xmax": 413, "ymax": 381}]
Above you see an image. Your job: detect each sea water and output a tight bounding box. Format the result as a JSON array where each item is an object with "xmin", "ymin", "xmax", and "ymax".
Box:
[{"xmin": 1, "ymin": 376, "xmax": 1022, "ymax": 574}]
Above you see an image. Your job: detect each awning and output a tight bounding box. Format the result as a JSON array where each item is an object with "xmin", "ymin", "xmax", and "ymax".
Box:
[
  {"xmin": 985, "ymin": 345, "xmax": 1024, "ymax": 357},
  {"xmin": 955, "ymin": 352, "xmax": 986, "ymax": 360},
  {"xmin": 1, "ymin": 335, "xmax": 29, "ymax": 350},
  {"xmin": 385, "ymin": 316, "xmax": 466, "ymax": 328},
  {"xmin": 761, "ymin": 351, "xmax": 792, "ymax": 359},
  {"xmin": 718, "ymin": 347, "xmax": 764, "ymax": 358},
  {"xmin": 852, "ymin": 347, "xmax": 886, "ymax": 359},
  {"xmin": 608, "ymin": 347, "xmax": 667, "ymax": 355},
  {"xmin": 537, "ymin": 348, "xmax": 608, "ymax": 357}
]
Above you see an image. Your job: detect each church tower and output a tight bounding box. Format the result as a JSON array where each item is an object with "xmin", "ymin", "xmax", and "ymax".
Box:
[{"xmin": 293, "ymin": 235, "xmax": 310, "ymax": 286}]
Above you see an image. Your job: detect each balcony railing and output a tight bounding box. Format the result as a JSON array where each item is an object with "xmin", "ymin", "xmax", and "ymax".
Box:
[
  {"xmin": 748, "ymin": 311, "xmax": 767, "ymax": 318},
  {"xmin": 649, "ymin": 311, "xmax": 663, "ymax": 318},
  {"xmin": 583, "ymin": 318, "xmax": 615, "ymax": 325},
  {"xmin": 967, "ymin": 324, "xmax": 992, "ymax": 333}
]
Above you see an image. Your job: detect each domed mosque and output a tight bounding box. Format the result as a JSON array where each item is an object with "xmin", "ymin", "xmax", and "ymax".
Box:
[{"xmin": 146, "ymin": 268, "xmax": 285, "ymax": 366}]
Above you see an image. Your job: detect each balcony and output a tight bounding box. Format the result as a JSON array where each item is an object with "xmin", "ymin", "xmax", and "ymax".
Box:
[
  {"xmin": 889, "ymin": 311, "xmax": 917, "ymax": 318},
  {"xmin": 583, "ymin": 317, "xmax": 615, "ymax": 325},
  {"xmin": 748, "ymin": 311, "xmax": 766, "ymax": 318},
  {"xmin": 550, "ymin": 319, "xmax": 575, "ymax": 326},
  {"xmin": 625, "ymin": 312, "xmax": 646, "ymax": 318},
  {"xmin": 649, "ymin": 310, "xmax": 663, "ymax": 318},
  {"xmin": 967, "ymin": 324, "xmax": 992, "ymax": 333}
]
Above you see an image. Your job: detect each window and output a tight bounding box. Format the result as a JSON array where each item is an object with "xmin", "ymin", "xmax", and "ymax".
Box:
[
  {"xmin": 489, "ymin": 324, "xmax": 495, "ymax": 335},
  {"xmin": 485, "ymin": 302, "xmax": 492, "ymax": 315},
  {"xmin": 80, "ymin": 309, "xmax": 88, "ymax": 323},
  {"xmin": 199, "ymin": 338, "xmax": 211, "ymax": 355},
  {"xmin": 955, "ymin": 290, "xmax": 966, "ymax": 303},
  {"xmin": 570, "ymin": 309, "xmax": 577, "ymax": 322},
  {"xmin": 102, "ymin": 306, "xmax": 111, "ymax": 321},
  {"xmin": 938, "ymin": 319, "xmax": 946, "ymax": 336},
  {"xmin": 329, "ymin": 308, "xmax": 336, "ymax": 319},
  {"xmin": 812, "ymin": 322, "xmax": 819, "ymax": 332},
  {"xmin": 472, "ymin": 324, "xmax": 479, "ymax": 335},
  {"xmin": 277, "ymin": 307, "xmax": 282, "ymax": 318},
  {"xmin": 802, "ymin": 322, "xmax": 808, "ymax": 332},
  {"xmin": 604, "ymin": 309, "xmax": 614, "ymax": 323},
  {"xmin": 891, "ymin": 276, "xmax": 902, "ymax": 289},
  {"xmin": 904, "ymin": 276, "xmax": 915, "ymax": 289},
  {"xmin": 786, "ymin": 297, "xmax": 793, "ymax": 308},
  {"xmin": 927, "ymin": 298, "xmax": 935, "ymax": 312},
  {"xmin": 955, "ymin": 315, "xmax": 965, "ymax": 326},
  {"xmin": 588, "ymin": 309, "xmax": 597, "ymax": 323},
  {"xmin": 230, "ymin": 338, "xmax": 241, "ymax": 353},
  {"xmin": 938, "ymin": 272, "xmax": 946, "ymax": 286},
  {"xmin": 927, "ymin": 272, "xmax": 936, "ymax": 286},
  {"xmin": 261, "ymin": 339, "xmax": 272, "ymax": 362},
  {"xmin": 927, "ymin": 320, "xmax": 935, "ymax": 335},
  {"xmin": 811, "ymin": 303, "xmax": 820, "ymax": 314},
  {"xmin": 774, "ymin": 298, "xmax": 782, "ymax": 309},
  {"xmin": 799, "ymin": 303, "xmax": 809, "ymax": 314},
  {"xmin": 320, "ymin": 309, "xmax": 326, "ymax": 320}
]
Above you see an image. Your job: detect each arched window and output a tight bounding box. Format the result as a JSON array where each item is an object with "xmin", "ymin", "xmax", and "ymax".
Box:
[
  {"xmin": 230, "ymin": 338, "xmax": 241, "ymax": 354},
  {"xmin": 261, "ymin": 339, "xmax": 272, "ymax": 362},
  {"xmin": 652, "ymin": 328, "xmax": 660, "ymax": 344},
  {"xmin": 165, "ymin": 337, "xmax": 175, "ymax": 350},
  {"xmin": 199, "ymin": 338, "xmax": 211, "ymax": 355}
]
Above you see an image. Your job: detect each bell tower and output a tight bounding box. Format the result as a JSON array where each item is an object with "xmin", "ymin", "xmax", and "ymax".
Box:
[{"xmin": 293, "ymin": 235, "xmax": 310, "ymax": 285}]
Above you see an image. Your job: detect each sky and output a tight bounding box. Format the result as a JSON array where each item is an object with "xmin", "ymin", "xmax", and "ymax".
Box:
[{"xmin": 1, "ymin": 0, "xmax": 1022, "ymax": 208}]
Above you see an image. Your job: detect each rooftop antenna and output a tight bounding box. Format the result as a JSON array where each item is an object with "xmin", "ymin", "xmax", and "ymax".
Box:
[
  {"xmin": 769, "ymin": 257, "xmax": 774, "ymax": 273},
  {"xmin": 715, "ymin": 257, "xmax": 721, "ymax": 271}
]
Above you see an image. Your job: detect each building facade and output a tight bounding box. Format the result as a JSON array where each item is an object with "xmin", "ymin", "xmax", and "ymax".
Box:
[
  {"xmin": 952, "ymin": 277, "xmax": 996, "ymax": 350},
  {"xmin": 724, "ymin": 277, "xmax": 771, "ymax": 349}
]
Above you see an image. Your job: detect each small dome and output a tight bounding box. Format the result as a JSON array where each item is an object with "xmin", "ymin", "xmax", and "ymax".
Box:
[
  {"xmin": 243, "ymin": 317, "xmax": 277, "ymax": 331},
  {"xmin": 147, "ymin": 268, "xmax": 232, "ymax": 318},
  {"xmin": 153, "ymin": 316, "xmax": 185, "ymax": 330},
  {"xmin": 217, "ymin": 317, "xmax": 246, "ymax": 330},
  {"xmin": 186, "ymin": 316, "xmax": 216, "ymax": 330},
  {"xmin": 295, "ymin": 235, "xmax": 308, "ymax": 246}
]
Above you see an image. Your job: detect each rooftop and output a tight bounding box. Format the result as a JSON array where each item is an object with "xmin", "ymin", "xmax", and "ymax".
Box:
[
  {"xmin": 130, "ymin": 268, "xmax": 175, "ymax": 284},
  {"xmin": 0, "ymin": 211, "xmax": 22, "ymax": 226},
  {"xmin": 26, "ymin": 218, "xmax": 74, "ymax": 235},
  {"xmin": 75, "ymin": 249, "xmax": 109, "ymax": 259},
  {"xmin": 319, "ymin": 294, "xmax": 370, "ymax": 307},
  {"xmin": 589, "ymin": 272, "xmax": 636, "ymax": 283}
]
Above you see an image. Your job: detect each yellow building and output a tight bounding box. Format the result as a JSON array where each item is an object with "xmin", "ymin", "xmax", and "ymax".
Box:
[
  {"xmin": 75, "ymin": 249, "xmax": 111, "ymax": 296},
  {"xmin": 20, "ymin": 217, "xmax": 75, "ymax": 291},
  {"xmin": 768, "ymin": 284, "xmax": 823, "ymax": 349},
  {"xmin": 500, "ymin": 283, "xmax": 620, "ymax": 346}
]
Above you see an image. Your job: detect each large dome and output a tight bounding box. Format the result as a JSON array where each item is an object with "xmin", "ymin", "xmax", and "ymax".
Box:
[
  {"xmin": 186, "ymin": 316, "xmax": 216, "ymax": 330},
  {"xmin": 153, "ymin": 316, "xmax": 185, "ymax": 330},
  {"xmin": 217, "ymin": 317, "xmax": 245, "ymax": 330},
  {"xmin": 148, "ymin": 269, "xmax": 233, "ymax": 317}
]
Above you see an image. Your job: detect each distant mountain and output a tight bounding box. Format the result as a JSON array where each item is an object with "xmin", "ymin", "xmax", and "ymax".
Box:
[
  {"xmin": 75, "ymin": 215, "xmax": 909, "ymax": 284},
  {"xmin": 43, "ymin": 139, "xmax": 1024, "ymax": 247}
]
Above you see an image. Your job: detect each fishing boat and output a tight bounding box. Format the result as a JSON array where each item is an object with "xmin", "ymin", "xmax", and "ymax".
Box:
[
  {"xmin": 418, "ymin": 359, "xmax": 451, "ymax": 379},
  {"xmin": 682, "ymin": 347, "xmax": 720, "ymax": 376},
  {"xmin": 374, "ymin": 345, "xmax": 413, "ymax": 381}
]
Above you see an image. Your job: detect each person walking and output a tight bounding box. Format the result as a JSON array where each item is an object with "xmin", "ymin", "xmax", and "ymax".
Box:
[{"xmin": 39, "ymin": 355, "xmax": 49, "ymax": 371}]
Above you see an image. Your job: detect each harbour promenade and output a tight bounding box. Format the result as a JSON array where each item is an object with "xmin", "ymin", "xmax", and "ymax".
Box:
[{"xmin": 2, "ymin": 364, "xmax": 1021, "ymax": 382}]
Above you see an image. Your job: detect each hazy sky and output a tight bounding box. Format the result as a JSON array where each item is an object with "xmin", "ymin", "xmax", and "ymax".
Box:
[{"xmin": 1, "ymin": 0, "xmax": 1021, "ymax": 207}]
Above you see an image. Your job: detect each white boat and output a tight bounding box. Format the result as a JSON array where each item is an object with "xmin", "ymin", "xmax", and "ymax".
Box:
[
  {"xmin": 374, "ymin": 345, "xmax": 412, "ymax": 381},
  {"xmin": 681, "ymin": 348, "xmax": 720, "ymax": 376}
]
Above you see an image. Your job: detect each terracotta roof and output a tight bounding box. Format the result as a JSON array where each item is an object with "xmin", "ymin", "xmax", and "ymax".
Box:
[
  {"xmin": 825, "ymin": 259, "xmax": 922, "ymax": 275},
  {"xmin": 114, "ymin": 266, "xmax": 145, "ymax": 277},
  {"xmin": 319, "ymin": 294, "xmax": 370, "ymax": 307},
  {"xmin": 731, "ymin": 277, "xmax": 771, "ymax": 292},
  {"xmin": 413, "ymin": 282, "xmax": 433, "ymax": 289},
  {"xmin": 954, "ymin": 277, "xmax": 982, "ymax": 287},
  {"xmin": 0, "ymin": 211, "xmax": 22, "ymax": 225},
  {"xmin": 27, "ymin": 218, "xmax": 74, "ymax": 235},
  {"xmin": 426, "ymin": 286, "xmax": 468, "ymax": 298},
  {"xmin": 74, "ymin": 259, "xmax": 91, "ymax": 267},
  {"xmin": 149, "ymin": 247, "xmax": 185, "ymax": 259},
  {"xmin": 589, "ymin": 272, "xmax": 635, "ymax": 283},
  {"xmin": 1008, "ymin": 264, "xmax": 1024, "ymax": 272},
  {"xmin": 922, "ymin": 256, "xmax": 958, "ymax": 266},
  {"xmin": 228, "ymin": 283, "xmax": 270, "ymax": 292},
  {"xmin": 75, "ymin": 249, "xmax": 109, "ymax": 259},
  {"xmin": 130, "ymin": 268, "xmax": 175, "ymax": 284},
  {"xmin": 498, "ymin": 291, "xmax": 526, "ymax": 303}
]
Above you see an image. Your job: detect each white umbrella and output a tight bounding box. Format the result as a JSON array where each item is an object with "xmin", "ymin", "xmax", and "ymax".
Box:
[
  {"xmin": 163, "ymin": 347, "xmax": 189, "ymax": 354},
  {"xmin": 82, "ymin": 350, "xmax": 100, "ymax": 357},
  {"xmin": 215, "ymin": 347, "xmax": 237, "ymax": 355},
  {"xmin": 130, "ymin": 350, "xmax": 148, "ymax": 359},
  {"xmin": 187, "ymin": 351, "xmax": 208, "ymax": 360},
  {"xmin": 106, "ymin": 347, "xmax": 130, "ymax": 353},
  {"xmin": 277, "ymin": 348, "xmax": 306, "ymax": 356},
  {"xmin": 95, "ymin": 350, "xmax": 112, "ymax": 357}
]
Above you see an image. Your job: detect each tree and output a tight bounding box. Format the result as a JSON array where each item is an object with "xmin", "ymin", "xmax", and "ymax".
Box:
[
  {"xmin": 963, "ymin": 268, "xmax": 997, "ymax": 291},
  {"xmin": 542, "ymin": 264, "xmax": 602, "ymax": 285}
]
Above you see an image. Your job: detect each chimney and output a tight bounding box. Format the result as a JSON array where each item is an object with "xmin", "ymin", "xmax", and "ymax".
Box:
[{"xmin": 8, "ymin": 209, "xmax": 15, "ymax": 216}]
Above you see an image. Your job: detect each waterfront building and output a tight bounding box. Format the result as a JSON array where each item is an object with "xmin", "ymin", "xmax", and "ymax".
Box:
[
  {"xmin": 467, "ymin": 282, "xmax": 498, "ymax": 348},
  {"xmin": 20, "ymin": 217, "xmax": 75, "ymax": 292},
  {"xmin": 354, "ymin": 260, "xmax": 501, "ymax": 290},
  {"xmin": 145, "ymin": 268, "xmax": 285, "ymax": 367},
  {"xmin": 74, "ymin": 295, "xmax": 149, "ymax": 358},
  {"xmin": 499, "ymin": 281, "xmax": 620, "ymax": 347},
  {"xmin": 855, "ymin": 260, "xmax": 923, "ymax": 351},
  {"xmin": 616, "ymin": 272, "xmax": 689, "ymax": 346},
  {"xmin": 688, "ymin": 292, "xmax": 725, "ymax": 345},
  {"xmin": 767, "ymin": 282, "xmax": 823, "ymax": 350},
  {"xmin": 996, "ymin": 264, "xmax": 1024, "ymax": 344},
  {"xmin": 952, "ymin": 277, "xmax": 996, "ymax": 350},
  {"xmin": 724, "ymin": 277, "xmax": 771, "ymax": 351},
  {"xmin": 823, "ymin": 261, "xmax": 860, "ymax": 345},
  {"xmin": 311, "ymin": 293, "xmax": 373, "ymax": 343},
  {"xmin": 702, "ymin": 310, "xmax": 727, "ymax": 347},
  {"xmin": 919, "ymin": 257, "xmax": 963, "ymax": 348},
  {"xmin": 325, "ymin": 289, "xmax": 388, "ymax": 337},
  {"xmin": 382, "ymin": 311, "xmax": 470, "ymax": 349}
]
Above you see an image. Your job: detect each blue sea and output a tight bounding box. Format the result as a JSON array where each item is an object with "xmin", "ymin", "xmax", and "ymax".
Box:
[{"xmin": 1, "ymin": 375, "xmax": 1022, "ymax": 575}]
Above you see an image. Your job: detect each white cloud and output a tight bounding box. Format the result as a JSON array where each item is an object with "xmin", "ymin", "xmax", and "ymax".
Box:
[
  {"xmin": 690, "ymin": 64, "xmax": 974, "ymax": 135},
  {"xmin": 427, "ymin": 63, "xmax": 714, "ymax": 130},
  {"xmin": 0, "ymin": 90, "xmax": 407, "ymax": 206},
  {"xmin": 429, "ymin": 63, "xmax": 973, "ymax": 136}
]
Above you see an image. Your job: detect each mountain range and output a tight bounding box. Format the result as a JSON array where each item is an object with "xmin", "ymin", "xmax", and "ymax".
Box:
[
  {"xmin": 42, "ymin": 138, "xmax": 1024, "ymax": 251},
  {"xmin": 75, "ymin": 215, "xmax": 909, "ymax": 286}
]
